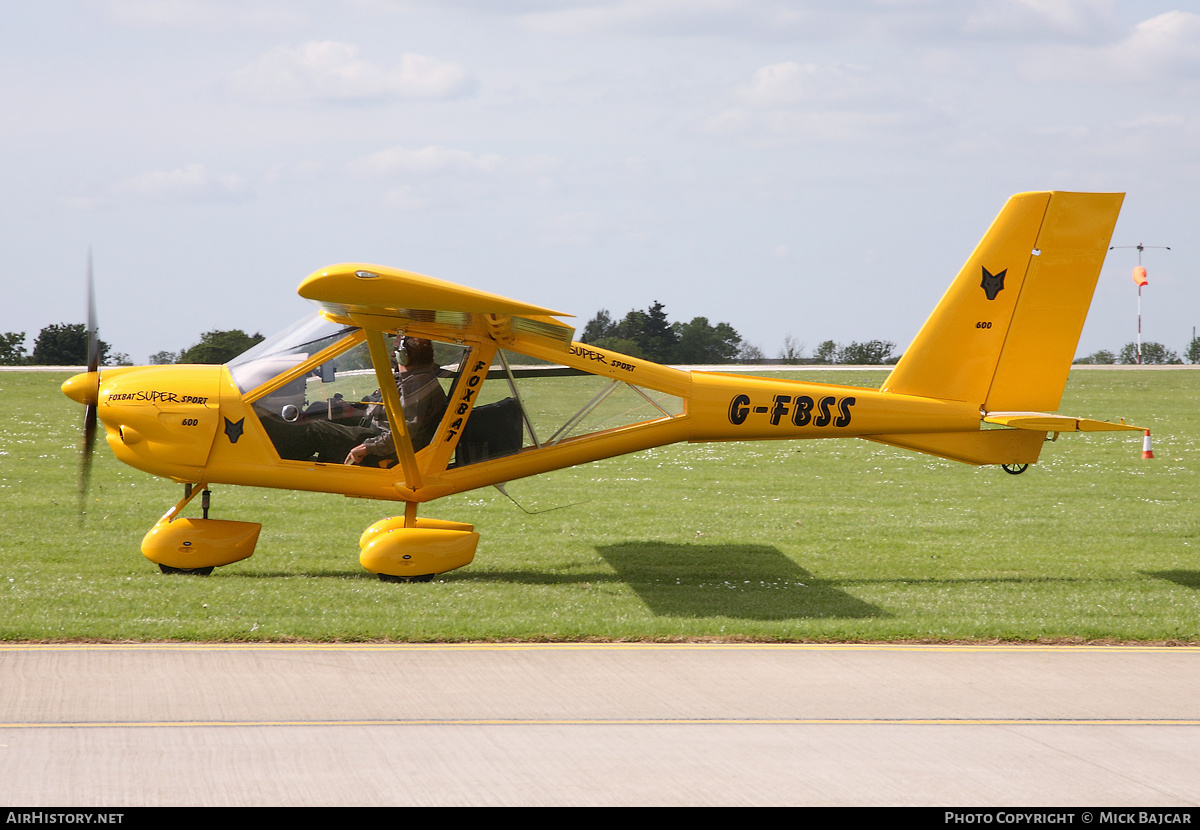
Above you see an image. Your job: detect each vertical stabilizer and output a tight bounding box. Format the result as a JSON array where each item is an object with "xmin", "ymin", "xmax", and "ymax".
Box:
[{"xmin": 881, "ymin": 191, "xmax": 1123, "ymax": 412}]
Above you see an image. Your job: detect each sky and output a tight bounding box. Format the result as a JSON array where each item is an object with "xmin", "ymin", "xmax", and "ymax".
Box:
[{"xmin": 3, "ymin": 0, "xmax": 1197, "ymax": 364}]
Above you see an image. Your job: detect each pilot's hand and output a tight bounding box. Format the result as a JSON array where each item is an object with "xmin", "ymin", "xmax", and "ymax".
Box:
[{"xmin": 345, "ymin": 444, "xmax": 369, "ymax": 465}]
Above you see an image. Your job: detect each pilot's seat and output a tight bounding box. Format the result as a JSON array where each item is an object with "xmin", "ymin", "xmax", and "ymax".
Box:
[{"xmin": 455, "ymin": 397, "xmax": 523, "ymax": 465}]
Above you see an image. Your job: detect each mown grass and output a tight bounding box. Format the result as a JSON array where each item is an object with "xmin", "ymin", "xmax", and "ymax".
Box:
[{"xmin": 1, "ymin": 368, "xmax": 1197, "ymax": 642}]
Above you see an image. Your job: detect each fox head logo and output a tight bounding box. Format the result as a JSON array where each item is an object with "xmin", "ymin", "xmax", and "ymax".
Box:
[
  {"xmin": 224, "ymin": 417, "xmax": 245, "ymax": 444},
  {"xmin": 981, "ymin": 266, "xmax": 1006, "ymax": 300}
]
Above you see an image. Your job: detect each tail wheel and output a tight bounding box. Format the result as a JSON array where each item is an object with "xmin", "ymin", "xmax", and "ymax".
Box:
[{"xmin": 1002, "ymin": 463, "xmax": 1029, "ymax": 475}]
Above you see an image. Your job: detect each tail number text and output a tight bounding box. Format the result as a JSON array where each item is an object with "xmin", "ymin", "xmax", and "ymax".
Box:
[{"xmin": 728, "ymin": 394, "xmax": 855, "ymax": 428}]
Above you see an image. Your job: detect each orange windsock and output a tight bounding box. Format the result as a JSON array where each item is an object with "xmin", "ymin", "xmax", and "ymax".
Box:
[{"xmin": 1133, "ymin": 266, "xmax": 1148, "ymax": 287}]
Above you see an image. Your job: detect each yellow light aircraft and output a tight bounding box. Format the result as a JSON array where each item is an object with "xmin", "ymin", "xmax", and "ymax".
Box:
[{"xmin": 62, "ymin": 191, "xmax": 1145, "ymax": 581}]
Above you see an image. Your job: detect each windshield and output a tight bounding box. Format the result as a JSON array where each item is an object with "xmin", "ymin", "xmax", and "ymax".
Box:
[{"xmin": 228, "ymin": 314, "xmax": 356, "ymax": 394}]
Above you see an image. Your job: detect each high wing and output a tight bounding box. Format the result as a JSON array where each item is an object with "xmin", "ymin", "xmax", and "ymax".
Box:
[{"xmin": 299, "ymin": 263, "xmax": 576, "ymax": 348}]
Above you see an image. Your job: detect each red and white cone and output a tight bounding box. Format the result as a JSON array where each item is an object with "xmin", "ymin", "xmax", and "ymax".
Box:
[{"xmin": 1142, "ymin": 430, "xmax": 1154, "ymax": 459}]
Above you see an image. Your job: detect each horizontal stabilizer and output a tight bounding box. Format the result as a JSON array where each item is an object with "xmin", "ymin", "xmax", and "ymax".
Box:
[{"xmin": 983, "ymin": 412, "xmax": 1145, "ymax": 433}]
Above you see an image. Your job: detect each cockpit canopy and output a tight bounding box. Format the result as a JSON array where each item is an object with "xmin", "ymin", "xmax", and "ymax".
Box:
[
  {"xmin": 226, "ymin": 311, "xmax": 684, "ymax": 472},
  {"xmin": 228, "ymin": 313, "xmax": 355, "ymax": 396}
]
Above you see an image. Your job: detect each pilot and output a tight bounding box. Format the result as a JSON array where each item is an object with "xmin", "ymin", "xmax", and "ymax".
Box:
[
  {"xmin": 345, "ymin": 337, "xmax": 448, "ymax": 465},
  {"xmin": 260, "ymin": 336, "xmax": 446, "ymax": 465}
]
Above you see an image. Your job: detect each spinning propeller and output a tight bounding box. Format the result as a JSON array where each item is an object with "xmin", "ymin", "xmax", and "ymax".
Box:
[{"xmin": 60, "ymin": 249, "xmax": 102, "ymax": 516}]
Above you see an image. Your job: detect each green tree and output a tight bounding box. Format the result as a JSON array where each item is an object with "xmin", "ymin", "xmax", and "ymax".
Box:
[
  {"xmin": 1075, "ymin": 349, "xmax": 1115, "ymax": 365},
  {"xmin": 31, "ymin": 323, "xmax": 111, "ymax": 366},
  {"xmin": 813, "ymin": 340, "xmax": 838, "ymax": 364},
  {"xmin": 737, "ymin": 341, "xmax": 766, "ymax": 362},
  {"xmin": 149, "ymin": 350, "xmax": 178, "ymax": 365},
  {"xmin": 591, "ymin": 336, "xmax": 647, "ymax": 359},
  {"xmin": 178, "ymin": 330, "xmax": 265, "ymax": 364},
  {"xmin": 581, "ymin": 303, "xmax": 742, "ymax": 364},
  {"xmin": 839, "ymin": 339, "xmax": 896, "ymax": 365},
  {"xmin": 0, "ymin": 331, "xmax": 27, "ymax": 365},
  {"xmin": 581, "ymin": 309, "xmax": 616, "ymax": 344},
  {"xmin": 1119, "ymin": 342, "xmax": 1182, "ymax": 365},
  {"xmin": 623, "ymin": 301, "xmax": 677, "ymax": 363},
  {"xmin": 1186, "ymin": 336, "xmax": 1200, "ymax": 365},
  {"xmin": 672, "ymin": 317, "xmax": 742, "ymax": 364}
]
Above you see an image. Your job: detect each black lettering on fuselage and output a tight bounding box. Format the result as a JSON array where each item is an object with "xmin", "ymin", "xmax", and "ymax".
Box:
[
  {"xmin": 569, "ymin": 345, "xmax": 608, "ymax": 364},
  {"xmin": 728, "ymin": 394, "xmax": 750, "ymax": 425},
  {"xmin": 727, "ymin": 393, "xmax": 855, "ymax": 430}
]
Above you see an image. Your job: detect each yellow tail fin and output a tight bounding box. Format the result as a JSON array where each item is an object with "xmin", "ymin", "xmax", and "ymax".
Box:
[{"xmin": 881, "ymin": 191, "xmax": 1124, "ymax": 412}]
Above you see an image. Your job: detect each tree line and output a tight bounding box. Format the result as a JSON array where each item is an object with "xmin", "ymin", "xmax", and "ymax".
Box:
[
  {"xmin": 581, "ymin": 304, "xmax": 900, "ymax": 365},
  {"xmin": 0, "ymin": 324, "xmax": 127, "ymax": 367},
  {"xmin": 1076, "ymin": 338, "xmax": 1200, "ymax": 365},
  {"xmin": 581, "ymin": 303, "xmax": 746, "ymax": 364},
  {"xmin": 5, "ymin": 317, "xmax": 1199, "ymax": 369},
  {"xmin": 778, "ymin": 336, "xmax": 898, "ymax": 365},
  {"xmin": 0, "ymin": 325, "xmax": 262, "ymax": 366}
]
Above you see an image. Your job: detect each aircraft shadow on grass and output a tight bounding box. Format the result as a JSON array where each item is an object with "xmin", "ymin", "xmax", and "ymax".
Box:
[
  {"xmin": 1146, "ymin": 570, "xmax": 1200, "ymax": 590},
  {"xmin": 221, "ymin": 552, "xmax": 881, "ymax": 625},
  {"xmin": 596, "ymin": 541, "xmax": 887, "ymax": 621}
]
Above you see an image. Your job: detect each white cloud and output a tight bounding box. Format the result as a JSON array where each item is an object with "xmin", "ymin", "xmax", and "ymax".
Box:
[
  {"xmin": 1119, "ymin": 11, "xmax": 1200, "ymax": 78},
  {"xmin": 962, "ymin": 0, "xmax": 1119, "ymax": 41},
  {"xmin": 737, "ymin": 61, "xmax": 870, "ymax": 107},
  {"xmin": 519, "ymin": 0, "xmax": 837, "ymax": 39},
  {"xmin": 1022, "ymin": 11, "xmax": 1200, "ymax": 84},
  {"xmin": 350, "ymin": 145, "xmax": 505, "ymax": 177},
  {"xmin": 711, "ymin": 60, "xmax": 909, "ymax": 143},
  {"xmin": 228, "ymin": 42, "xmax": 478, "ymax": 103},
  {"xmin": 113, "ymin": 164, "xmax": 249, "ymax": 203},
  {"xmin": 382, "ymin": 186, "xmax": 430, "ymax": 212}
]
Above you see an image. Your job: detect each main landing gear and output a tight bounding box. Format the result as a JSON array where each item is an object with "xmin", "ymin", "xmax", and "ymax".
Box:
[
  {"xmin": 141, "ymin": 485, "xmax": 261, "ymax": 576},
  {"xmin": 143, "ymin": 487, "xmax": 478, "ymax": 581},
  {"xmin": 358, "ymin": 502, "xmax": 479, "ymax": 582}
]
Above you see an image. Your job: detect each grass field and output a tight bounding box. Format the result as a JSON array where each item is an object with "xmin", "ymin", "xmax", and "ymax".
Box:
[{"xmin": 2, "ymin": 367, "xmax": 1197, "ymax": 642}]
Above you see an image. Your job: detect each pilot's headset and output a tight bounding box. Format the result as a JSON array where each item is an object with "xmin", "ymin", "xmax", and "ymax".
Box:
[
  {"xmin": 393, "ymin": 336, "xmax": 412, "ymax": 368},
  {"xmin": 394, "ymin": 336, "xmax": 434, "ymax": 368}
]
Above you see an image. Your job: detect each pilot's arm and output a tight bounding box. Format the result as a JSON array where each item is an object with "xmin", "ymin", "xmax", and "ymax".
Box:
[{"xmin": 344, "ymin": 361, "xmax": 446, "ymax": 464}]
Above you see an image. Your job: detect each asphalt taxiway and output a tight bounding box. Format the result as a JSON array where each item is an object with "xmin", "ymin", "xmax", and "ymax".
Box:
[{"xmin": 2, "ymin": 643, "xmax": 1198, "ymax": 806}]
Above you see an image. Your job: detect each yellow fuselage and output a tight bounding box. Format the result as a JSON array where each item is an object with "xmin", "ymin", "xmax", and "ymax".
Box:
[{"xmin": 80, "ymin": 347, "xmax": 978, "ymax": 507}]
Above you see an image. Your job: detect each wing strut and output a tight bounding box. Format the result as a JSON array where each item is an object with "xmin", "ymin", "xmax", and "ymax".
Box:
[{"xmin": 496, "ymin": 349, "xmax": 542, "ymax": 449}]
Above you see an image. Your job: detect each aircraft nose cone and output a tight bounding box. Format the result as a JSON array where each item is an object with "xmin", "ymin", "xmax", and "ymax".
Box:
[{"xmin": 62, "ymin": 371, "xmax": 100, "ymax": 406}]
